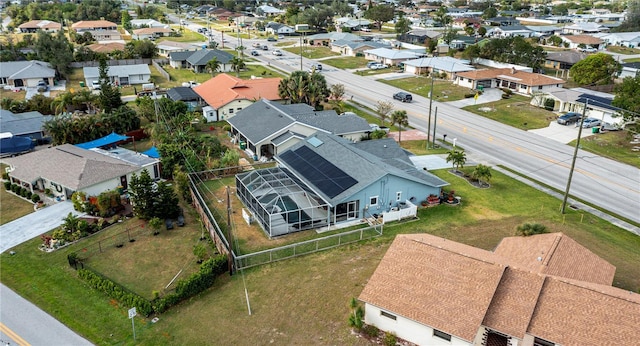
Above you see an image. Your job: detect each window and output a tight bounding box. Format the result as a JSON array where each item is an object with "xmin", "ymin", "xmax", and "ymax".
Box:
[
  {"xmin": 433, "ymin": 329, "xmax": 451, "ymax": 342},
  {"xmin": 396, "ymin": 192, "xmax": 402, "ymax": 201},
  {"xmin": 380, "ymin": 311, "xmax": 396, "ymax": 320},
  {"xmin": 236, "ymin": 108, "xmax": 242, "ymax": 112},
  {"xmin": 538, "ymin": 86, "xmax": 543, "ymax": 90},
  {"xmin": 369, "ymin": 196, "xmax": 378, "ymax": 206},
  {"xmin": 229, "ymin": 108, "xmax": 234, "ymax": 114},
  {"xmin": 533, "ymin": 337, "xmax": 555, "ymax": 346}
]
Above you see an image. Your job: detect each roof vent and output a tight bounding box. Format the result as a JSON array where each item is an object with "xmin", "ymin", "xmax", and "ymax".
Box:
[{"xmin": 537, "ymin": 256, "xmax": 542, "ymax": 261}]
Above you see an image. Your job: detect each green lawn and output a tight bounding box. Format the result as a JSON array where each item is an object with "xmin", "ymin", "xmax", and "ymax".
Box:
[
  {"xmin": 379, "ymin": 77, "xmax": 474, "ymax": 102},
  {"xmin": 321, "ymin": 56, "xmax": 369, "ymax": 69},
  {"xmin": 624, "ymin": 57, "xmax": 640, "ymax": 63},
  {"xmin": 463, "ymin": 95, "xmax": 557, "ymax": 129},
  {"xmin": 0, "ymin": 185, "xmax": 34, "ymax": 225},
  {"xmin": 606, "ymin": 46, "xmax": 640, "ymax": 55},
  {"xmin": 569, "ymin": 130, "xmax": 640, "ymax": 167},
  {"xmin": 282, "ymin": 46, "xmax": 341, "ymax": 59},
  {"xmin": 2, "ymin": 164, "xmax": 639, "ymax": 345}
]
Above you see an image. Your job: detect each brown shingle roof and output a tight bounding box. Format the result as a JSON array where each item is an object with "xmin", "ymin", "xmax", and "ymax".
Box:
[
  {"xmin": 358, "ymin": 234, "xmax": 506, "ymax": 342},
  {"xmin": 360, "ymin": 233, "xmax": 640, "ymax": 344},
  {"xmin": 18, "ymin": 20, "xmax": 62, "ymax": 30},
  {"xmin": 71, "ymin": 20, "xmax": 118, "ymax": 30},
  {"xmin": 193, "ymin": 73, "xmax": 282, "ymax": 109},
  {"xmin": 456, "ymin": 68, "xmax": 565, "ymax": 86},
  {"xmin": 494, "ymin": 233, "xmax": 615, "ymax": 285},
  {"xmin": 87, "ymin": 42, "xmax": 125, "ymax": 53},
  {"xmin": 563, "ymin": 35, "xmax": 604, "ymax": 45},
  {"xmin": 528, "ymin": 276, "xmax": 640, "ymax": 345},
  {"xmin": 4, "ymin": 144, "xmax": 139, "ymax": 190},
  {"xmin": 132, "ymin": 27, "xmax": 172, "ymax": 35}
]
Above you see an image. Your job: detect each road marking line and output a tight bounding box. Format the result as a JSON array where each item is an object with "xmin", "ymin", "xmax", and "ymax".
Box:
[{"xmin": 0, "ymin": 322, "xmax": 30, "ymax": 346}]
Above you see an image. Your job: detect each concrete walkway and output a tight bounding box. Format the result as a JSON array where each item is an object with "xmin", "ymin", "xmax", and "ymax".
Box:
[
  {"xmin": 445, "ymin": 88, "xmax": 504, "ymax": 108},
  {"xmin": 0, "ymin": 201, "xmax": 82, "ymax": 253}
]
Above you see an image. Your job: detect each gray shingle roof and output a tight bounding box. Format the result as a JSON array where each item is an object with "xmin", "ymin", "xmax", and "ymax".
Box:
[
  {"xmin": 169, "ymin": 50, "xmax": 193, "ymax": 62},
  {"xmin": 0, "ymin": 110, "xmax": 51, "ymax": 137},
  {"xmin": 167, "ymin": 87, "xmax": 200, "ymax": 101},
  {"xmin": 4, "ymin": 144, "xmax": 141, "ymax": 190},
  {"xmin": 186, "ymin": 49, "xmax": 234, "ymax": 66},
  {"xmin": 277, "ymin": 132, "xmax": 449, "ymax": 204},
  {"xmin": 83, "ymin": 64, "xmax": 151, "ymax": 78},
  {"xmin": 0, "ymin": 60, "xmax": 55, "ymax": 79},
  {"xmin": 227, "ymin": 100, "xmax": 296, "ymax": 144},
  {"xmin": 291, "ymin": 111, "xmax": 371, "ymax": 136}
]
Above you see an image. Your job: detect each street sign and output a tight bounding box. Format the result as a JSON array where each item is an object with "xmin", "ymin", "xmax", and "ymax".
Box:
[
  {"xmin": 128, "ymin": 307, "xmax": 137, "ymax": 319},
  {"xmin": 128, "ymin": 307, "xmax": 137, "ymax": 340}
]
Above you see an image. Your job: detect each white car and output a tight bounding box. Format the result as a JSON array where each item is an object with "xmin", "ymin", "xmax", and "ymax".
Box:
[
  {"xmin": 370, "ymin": 63, "xmax": 388, "ymax": 70},
  {"xmin": 272, "ymin": 50, "xmax": 283, "ymax": 56}
]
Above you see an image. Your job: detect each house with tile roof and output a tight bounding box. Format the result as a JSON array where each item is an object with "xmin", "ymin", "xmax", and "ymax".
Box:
[
  {"xmin": 0, "ymin": 60, "xmax": 56, "ymax": 89},
  {"xmin": 235, "ymin": 132, "xmax": 449, "ymax": 237},
  {"xmin": 454, "ymin": 68, "xmax": 565, "ymax": 95},
  {"xmin": 4, "ymin": 144, "xmax": 160, "ymax": 201},
  {"xmin": 18, "ymin": 20, "xmax": 62, "ymax": 33},
  {"xmin": 359, "ymin": 233, "xmax": 639, "ymax": 346},
  {"xmin": 227, "ymin": 99, "xmax": 373, "ymax": 160},
  {"xmin": 71, "ymin": 20, "xmax": 118, "ymax": 32},
  {"xmin": 193, "ymin": 73, "xmax": 281, "ymax": 122},
  {"xmin": 83, "ymin": 64, "xmax": 151, "ymax": 86}
]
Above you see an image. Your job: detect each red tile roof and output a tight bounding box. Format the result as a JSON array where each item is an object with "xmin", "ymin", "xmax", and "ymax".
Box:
[{"xmin": 193, "ymin": 73, "xmax": 282, "ymax": 109}]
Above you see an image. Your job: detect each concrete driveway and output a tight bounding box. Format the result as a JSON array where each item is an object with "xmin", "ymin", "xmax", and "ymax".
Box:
[
  {"xmin": 0, "ymin": 201, "xmax": 82, "ymax": 253},
  {"xmin": 528, "ymin": 121, "xmax": 596, "ymax": 144},
  {"xmin": 445, "ymin": 88, "xmax": 504, "ymax": 108}
]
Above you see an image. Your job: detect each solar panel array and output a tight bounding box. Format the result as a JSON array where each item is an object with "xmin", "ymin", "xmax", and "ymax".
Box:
[{"xmin": 280, "ymin": 146, "xmax": 357, "ymax": 199}]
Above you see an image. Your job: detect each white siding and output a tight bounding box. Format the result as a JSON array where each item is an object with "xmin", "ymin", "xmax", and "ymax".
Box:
[{"xmin": 364, "ymin": 304, "xmax": 472, "ymax": 346}]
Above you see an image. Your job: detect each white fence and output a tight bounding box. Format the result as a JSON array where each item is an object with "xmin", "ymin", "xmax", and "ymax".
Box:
[
  {"xmin": 475, "ymin": 58, "xmax": 533, "ymax": 72},
  {"xmin": 381, "ymin": 200, "xmax": 417, "ymax": 223}
]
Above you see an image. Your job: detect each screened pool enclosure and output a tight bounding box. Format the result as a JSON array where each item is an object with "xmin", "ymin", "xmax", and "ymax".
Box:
[{"xmin": 236, "ymin": 167, "xmax": 332, "ymax": 237}]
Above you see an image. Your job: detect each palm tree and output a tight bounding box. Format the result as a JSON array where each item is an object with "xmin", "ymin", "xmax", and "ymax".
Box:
[
  {"xmin": 471, "ymin": 164, "xmax": 492, "ymax": 186},
  {"xmin": 446, "ymin": 150, "xmax": 467, "ymax": 172},
  {"xmin": 390, "ymin": 110, "xmax": 409, "ymax": 143},
  {"xmin": 230, "ymin": 56, "xmax": 245, "ymax": 77},
  {"xmin": 51, "ymin": 91, "xmax": 74, "ymax": 115},
  {"xmin": 205, "ymin": 57, "xmax": 220, "ymax": 76}
]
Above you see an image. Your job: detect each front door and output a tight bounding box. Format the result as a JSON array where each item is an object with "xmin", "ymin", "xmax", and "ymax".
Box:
[{"xmin": 347, "ymin": 201, "xmax": 357, "ymax": 219}]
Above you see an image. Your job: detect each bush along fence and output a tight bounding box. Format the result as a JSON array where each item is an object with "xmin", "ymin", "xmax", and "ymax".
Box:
[{"xmin": 73, "ymin": 254, "xmax": 228, "ymax": 316}]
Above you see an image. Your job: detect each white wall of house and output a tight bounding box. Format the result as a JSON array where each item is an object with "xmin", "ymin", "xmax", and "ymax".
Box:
[
  {"xmin": 82, "ymin": 177, "xmax": 125, "ymax": 197},
  {"xmin": 363, "ymin": 304, "xmax": 471, "ymax": 346},
  {"xmin": 218, "ymin": 99, "xmax": 254, "ymax": 121}
]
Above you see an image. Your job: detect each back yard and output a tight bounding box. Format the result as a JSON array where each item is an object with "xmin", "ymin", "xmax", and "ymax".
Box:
[{"xmin": 2, "ymin": 149, "xmax": 638, "ymax": 345}]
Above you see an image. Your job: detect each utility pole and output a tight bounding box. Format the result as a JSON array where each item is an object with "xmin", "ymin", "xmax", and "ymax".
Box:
[
  {"xmin": 432, "ymin": 107, "xmax": 438, "ymax": 148},
  {"xmin": 426, "ymin": 75, "xmax": 435, "ymax": 149},
  {"xmin": 561, "ymin": 99, "xmax": 589, "ymax": 214},
  {"xmin": 299, "ymin": 33, "xmax": 303, "ymax": 71}
]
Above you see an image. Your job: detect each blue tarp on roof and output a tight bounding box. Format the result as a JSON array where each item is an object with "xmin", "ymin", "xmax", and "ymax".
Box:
[
  {"xmin": 75, "ymin": 132, "xmax": 130, "ymax": 150},
  {"xmin": 143, "ymin": 146, "xmax": 160, "ymax": 158}
]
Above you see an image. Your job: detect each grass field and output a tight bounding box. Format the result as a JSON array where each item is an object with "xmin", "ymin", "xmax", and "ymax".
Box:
[
  {"xmin": 0, "ymin": 185, "xmax": 34, "ymax": 225},
  {"xmin": 379, "ymin": 77, "xmax": 473, "ymax": 102},
  {"xmin": 606, "ymin": 46, "xmax": 640, "ymax": 55},
  {"xmin": 283, "ymin": 46, "xmax": 341, "ymax": 59},
  {"xmin": 2, "ymin": 164, "xmax": 638, "ymax": 345},
  {"xmin": 321, "ymin": 56, "xmax": 369, "ymax": 69},
  {"xmin": 569, "ymin": 130, "xmax": 640, "ymax": 167},
  {"xmin": 463, "ymin": 95, "xmax": 557, "ymax": 129}
]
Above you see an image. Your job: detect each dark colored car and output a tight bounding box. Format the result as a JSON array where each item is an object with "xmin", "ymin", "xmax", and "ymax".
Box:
[
  {"xmin": 557, "ymin": 112, "xmax": 582, "ymax": 125},
  {"xmin": 267, "ymin": 37, "xmax": 277, "ymax": 42},
  {"xmin": 393, "ymin": 92, "xmax": 412, "ymax": 103}
]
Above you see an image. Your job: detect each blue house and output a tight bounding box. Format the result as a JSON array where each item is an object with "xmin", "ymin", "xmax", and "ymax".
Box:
[{"xmin": 235, "ymin": 132, "xmax": 449, "ymax": 237}]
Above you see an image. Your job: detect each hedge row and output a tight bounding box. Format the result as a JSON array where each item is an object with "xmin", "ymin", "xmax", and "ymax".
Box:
[
  {"xmin": 76, "ymin": 255, "xmax": 228, "ymax": 315},
  {"xmin": 4, "ymin": 182, "xmax": 39, "ymax": 202},
  {"xmin": 78, "ymin": 268, "xmax": 154, "ymax": 316}
]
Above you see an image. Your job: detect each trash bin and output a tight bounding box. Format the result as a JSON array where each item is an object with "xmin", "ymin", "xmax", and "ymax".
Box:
[
  {"xmin": 592, "ymin": 127, "xmax": 600, "ymax": 134},
  {"xmin": 79, "ymin": 81, "xmax": 85, "ymax": 87},
  {"xmin": 477, "ymin": 85, "xmax": 484, "ymax": 91},
  {"xmin": 239, "ymin": 141, "xmax": 246, "ymax": 150}
]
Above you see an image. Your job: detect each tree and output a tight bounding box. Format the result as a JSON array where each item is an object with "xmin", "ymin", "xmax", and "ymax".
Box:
[
  {"xmin": 477, "ymin": 26, "xmax": 487, "ymax": 37},
  {"xmin": 390, "ymin": 110, "xmax": 409, "ymax": 143},
  {"xmin": 277, "ymin": 71, "xmax": 329, "ymax": 110},
  {"xmin": 364, "ymin": 5, "xmax": 394, "ymax": 30},
  {"xmin": 129, "ymin": 170, "xmax": 155, "ymax": 219},
  {"xmin": 395, "ymin": 16, "xmax": 411, "ymax": 36},
  {"xmin": 612, "ymin": 75, "xmax": 640, "ymax": 127},
  {"xmin": 471, "ymin": 164, "xmax": 492, "ymax": 185},
  {"xmin": 375, "ymin": 101, "xmax": 394, "ymax": 125},
  {"xmin": 230, "ymin": 56, "xmax": 245, "ymax": 77},
  {"xmin": 35, "ymin": 30, "xmax": 74, "ymax": 79},
  {"xmin": 193, "ymin": 243, "xmax": 207, "ymax": 263},
  {"xmin": 570, "ymin": 53, "xmax": 621, "ymax": 86},
  {"xmin": 154, "ymin": 181, "xmax": 180, "ymax": 219},
  {"xmin": 446, "ymin": 150, "xmax": 467, "ymax": 171},
  {"xmin": 480, "ymin": 36, "xmax": 546, "ymax": 70},
  {"xmin": 461, "ymin": 45, "xmax": 481, "ymax": 64},
  {"xmin": 96, "ymin": 56, "xmax": 122, "ymax": 113},
  {"xmin": 348, "ymin": 297, "xmax": 364, "ymax": 330},
  {"xmin": 206, "ymin": 57, "xmax": 220, "ymax": 76},
  {"xmin": 482, "ymin": 7, "xmax": 498, "ymax": 19},
  {"xmin": 613, "ymin": 0, "xmax": 640, "ymax": 32},
  {"xmin": 516, "ymin": 223, "xmax": 548, "ymax": 236},
  {"xmin": 149, "ymin": 217, "xmax": 162, "ymax": 235}
]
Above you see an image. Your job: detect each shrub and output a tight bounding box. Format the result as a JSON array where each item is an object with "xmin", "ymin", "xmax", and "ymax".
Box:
[
  {"xmin": 31, "ymin": 194, "xmax": 41, "ymax": 203},
  {"xmin": 20, "ymin": 187, "xmax": 28, "ymax": 197},
  {"xmin": 363, "ymin": 324, "xmax": 379, "ymax": 338},
  {"xmin": 77, "ymin": 269, "xmax": 153, "ymax": 316},
  {"xmin": 44, "ymin": 188, "xmax": 51, "ymax": 195},
  {"xmin": 4, "ymin": 181, "xmax": 11, "ymax": 190},
  {"xmin": 516, "ymin": 223, "xmax": 548, "ymax": 236},
  {"xmin": 384, "ymin": 332, "xmax": 397, "ymax": 346},
  {"xmin": 2, "ymin": 172, "xmax": 8, "ymax": 180},
  {"xmin": 11, "ymin": 184, "xmax": 19, "ymax": 193},
  {"xmin": 222, "ymin": 124, "xmax": 231, "ymax": 132},
  {"xmin": 25, "ymin": 191, "xmax": 33, "ymax": 199},
  {"xmin": 544, "ymin": 98, "xmax": 555, "ymax": 111},
  {"xmin": 464, "ymin": 93, "xmax": 476, "ymax": 98}
]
